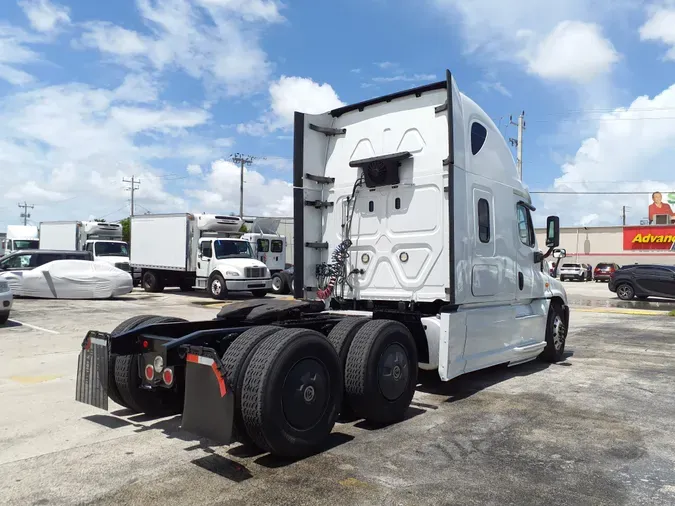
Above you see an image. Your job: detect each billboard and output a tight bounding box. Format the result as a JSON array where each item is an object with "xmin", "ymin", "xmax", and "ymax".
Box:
[
  {"xmin": 623, "ymin": 226, "xmax": 675, "ymax": 251},
  {"xmin": 648, "ymin": 191, "xmax": 675, "ymax": 224}
]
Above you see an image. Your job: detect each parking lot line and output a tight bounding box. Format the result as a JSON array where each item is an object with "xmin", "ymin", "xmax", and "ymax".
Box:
[{"xmin": 7, "ymin": 319, "xmax": 59, "ymax": 334}]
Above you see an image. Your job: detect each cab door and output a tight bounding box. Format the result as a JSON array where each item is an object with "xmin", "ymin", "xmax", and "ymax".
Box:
[{"xmin": 197, "ymin": 239, "xmax": 213, "ymax": 278}]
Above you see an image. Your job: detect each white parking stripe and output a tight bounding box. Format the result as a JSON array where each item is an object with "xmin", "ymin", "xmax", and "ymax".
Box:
[{"xmin": 8, "ymin": 320, "xmax": 59, "ymax": 334}]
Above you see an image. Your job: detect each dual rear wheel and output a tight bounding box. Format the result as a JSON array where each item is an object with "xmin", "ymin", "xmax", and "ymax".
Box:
[{"xmin": 108, "ymin": 315, "xmax": 418, "ymax": 458}]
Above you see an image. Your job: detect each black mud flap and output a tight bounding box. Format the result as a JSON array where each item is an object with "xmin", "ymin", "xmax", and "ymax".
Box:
[
  {"xmin": 181, "ymin": 346, "xmax": 234, "ymax": 445},
  {"xmin": 75, "ymin": 331, "xmax": 110, "ymax": 410}
]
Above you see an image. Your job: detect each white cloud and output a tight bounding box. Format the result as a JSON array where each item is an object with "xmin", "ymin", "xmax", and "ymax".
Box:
[
  {"xmin": 478, "ymin": 80, "xmax": 512, "ymax": 97},
  {"xmin": 0, "ymin": 81, "xmax": 220, "ymax": 227},
  {"xmin": 257, "ymin": 156, "xmax": 292, "ymax": 171},
  {"xmin": 79, "ymin": 22, "xmax": 150, "ymax": 56},
  {"xmin": 186, "ymin": 159, "xmax": 293, "ymax": 216},
  {"xmin": 431, "ymin": 0, "xmax": 632, "ymax": 82},
  {"xmin": 114, "ymin": 74, "xmax": 159, "ymax": 103},
  {"xmin": 372, "ymin": 73, "xmax": 437, "ymax": 83},
  {"xmin": 78, "ymin": 0, "xmax": 275, "ymax": 96},
  {"xmin": 0, "ymin": 26, "xmax": 42, "ymax": 85},
  {"xmin": 375, "ymin": 61, "xmax": 398, "ymax": 69},
  {"xmin": 522, "ymin": 21, "xmax": 620, "ymax": 83},
  {"xmin": 536, "ymin": 83, "xmax": 675, "ymax": 226},
  {"xmin": 187, "ymin": 163, "xmax": 203, "ymax": 175},
  {"xmin": 639, "ymin": 6, "xmax": 675, "ymax": 61},
  {"xmin": 351, "ymin": 68, "xmax": 361, "ymax": 74},
  {"xmin": 19, "ymin": 0, "xmax": 70, "ymax": 33},
  {"xmin": 238, "ymin": 75, "xmax": 344, "ymax": 135}
]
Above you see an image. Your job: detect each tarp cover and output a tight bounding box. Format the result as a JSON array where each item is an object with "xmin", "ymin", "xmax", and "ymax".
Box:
[{"xmin": 0, "ymin": 260, "xmax": 133, "ymax": 299}]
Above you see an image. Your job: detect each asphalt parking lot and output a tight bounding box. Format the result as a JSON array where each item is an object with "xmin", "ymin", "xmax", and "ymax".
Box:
[{"xmin": 1, "ymin": 289, "xmax": 674, "ymax": 505}]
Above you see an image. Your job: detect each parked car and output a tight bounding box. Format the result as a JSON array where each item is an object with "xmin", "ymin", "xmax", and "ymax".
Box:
[
  {"xmin": 0, "ymin": 259, "xmax": 132, "ymax": 299},
  {"xmin": 608, "ymin": 264, "xmax": 675, "ymax": 301},
  {"xmin": 0, "ymin": 249, "xmax": 93, "ymax": 272},
  {"xmin": 0, "ymin": 279, "xmax": 12, "ymax": 324},
  {"xmin": 593, "ymin": 262, "xmax": 620, "ymax": 282},
  {"xmin": 270, "ymin": 265, "xmax": 294, "ymax": 295},
  {"xmin": 559, "ymin": 263, "xmax": 588, "ymax": 282}
]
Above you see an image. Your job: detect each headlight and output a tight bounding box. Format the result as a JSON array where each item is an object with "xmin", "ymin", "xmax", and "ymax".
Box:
[
  {"xmin": 0, "ymin": 281, "xmax": 9, "ymax": 293},
  {"xmin": 225, "ymin": 271, "xmax": 240, "ymax": 276}
]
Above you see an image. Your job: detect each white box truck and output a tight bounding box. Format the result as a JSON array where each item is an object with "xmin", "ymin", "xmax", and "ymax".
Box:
[
  {"xmin": 76, "ymin": 71, "xmax": 569, "ymax": 459},
  {"xmin": 39, "ymin": 221, "xmax": 131, "ymax": 273},
  {"xmin": 2, "ymin": 225, "xmax": 39, "ymax": 255},
  {"xmin": 130, "ymin": 213, "xmax": 272, "ymax": 298}
]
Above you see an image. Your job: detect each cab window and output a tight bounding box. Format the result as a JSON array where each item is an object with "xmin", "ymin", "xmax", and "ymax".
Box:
[
  {"xmin": 516, "ymin": 204, "xmax": 535, "ymax": 247},
  {"xmin": 271, "ymin": 240, "xmax": 283, "ymax": 253},
  {"xmin": 200, "ymin": 241, "xmax": 213, "ymax": 258},
  {"xmin": 257, "ymin": 239, "xmax": 270, "ymax": 252}
]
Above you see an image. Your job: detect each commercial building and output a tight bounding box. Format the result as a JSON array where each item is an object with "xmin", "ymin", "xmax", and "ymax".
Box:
[{"xmin": 535, "ymin": 224, "xmax": 675, "ymax": 266}]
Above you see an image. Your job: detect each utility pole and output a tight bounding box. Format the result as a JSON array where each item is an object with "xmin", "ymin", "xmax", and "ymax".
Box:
[
  {"xmin": 122, "ymin": 176, "xmax": 140, "ymax": 217},
  {"xmin": 18, "ymin": 202, "xmax": 34, "ymax": 226},
  {"xmin": 509, "ymin": 111, "xmax": 525, "ymax": 181},
  {"xmin": 622, "ymin": 206, "xmax": 631, "ymax": 226},
  {"xmin": 230, "ymin": 153, "xmax": 266, "ymax": 217}
]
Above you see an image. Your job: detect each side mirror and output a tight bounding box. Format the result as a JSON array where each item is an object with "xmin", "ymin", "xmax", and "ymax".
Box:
[
  {"xmin": 546, "ymin": 216, "xmax": 560, "ymax": 248},
  {"xmin": 553, "ymin": 248, "xmax": 567, "ymax": 259}
]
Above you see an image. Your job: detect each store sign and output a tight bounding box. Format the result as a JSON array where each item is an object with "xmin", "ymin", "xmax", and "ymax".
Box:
[{"xmin": 623, "ymin": 226, "xmax": 675, "ymax": 251}]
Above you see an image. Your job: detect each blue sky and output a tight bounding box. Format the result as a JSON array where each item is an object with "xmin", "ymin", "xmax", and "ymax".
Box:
[{"xmin": 1, "ymin": 0, "xmax": 675, "ymax": 230}]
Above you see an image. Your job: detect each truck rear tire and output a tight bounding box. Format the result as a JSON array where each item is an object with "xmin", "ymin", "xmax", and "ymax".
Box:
[
  {"xmin": 344, "ymin": 319, "xmax": 418, "ymax": 425},
  {"xmin": 108, "ymin": 315, "xmax": 161, "ymax": 409},
  {"xmin": 207, "ymin": 273, "xmax": 227, "ymax": 300},
  {"xmin": 114, "ymin": 316, "xmax": 187, "ymax": 416},
  {"xmin": 327, "ymin": 318, "xmax": 369, "ymax": 418},
  {"xmin": 222, "ymin": 326, "xmax": 281, "ymax": 449},
  {"xmin": 240, "ymin": 328, "xmax": 343, "ymax": 457},
  {"xmin": 142, "ymin": 271, "xmax": 164, "ymax": 293}
]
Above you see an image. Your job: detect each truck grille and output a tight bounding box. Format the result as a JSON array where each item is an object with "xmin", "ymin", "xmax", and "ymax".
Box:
[
  {"xmin": 245, "ymin": 267, "xmax": 266, "ymax": 278},
  {"xmin": 115, "ymin": 262, "xmax": 130, "ymax": 272}
]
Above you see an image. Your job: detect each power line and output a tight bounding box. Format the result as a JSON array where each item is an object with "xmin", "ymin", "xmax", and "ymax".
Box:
[
  {"xmin": 18, "ymin": 201, "xmax": 34, "ymax": 226},
  {"xmin": 122, "ymin": 176, "xmax": 140, "ymax": 217},
  {"xmin": 230, "ymin": 153, "xmax": 266, "ymax": 217}
]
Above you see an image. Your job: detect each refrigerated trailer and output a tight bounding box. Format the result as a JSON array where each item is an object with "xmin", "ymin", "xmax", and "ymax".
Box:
[
  {"xmin": 131, "ymin": 213, "xmax": 272, "ymax": 298},
  {"xmin": 76, "ymin": 71, "xmax": 569, "ymax": 458}
]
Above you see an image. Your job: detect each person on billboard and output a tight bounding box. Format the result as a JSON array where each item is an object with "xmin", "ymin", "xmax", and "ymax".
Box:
[{"xmin": 648, "ymin": 192, "xmax": 675, "ymax": 224}]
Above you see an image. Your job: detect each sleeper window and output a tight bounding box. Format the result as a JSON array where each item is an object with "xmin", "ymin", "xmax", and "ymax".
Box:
[
  {"xmin": 471, "ymin": 122, "xmax": 487, "ymax": 155},
  {"xmin": 478, "ymin": 198, "xmax": 490, "ymax": 243}
]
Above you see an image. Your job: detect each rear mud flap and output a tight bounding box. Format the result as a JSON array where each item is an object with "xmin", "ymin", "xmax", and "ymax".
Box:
[
  {"xmin": 181, "ymin": 347, "xmax": 234, "ymax": 445},
  {"xmin": 75, "ymin": 331, "xmax": 110, "ymax": 410}
]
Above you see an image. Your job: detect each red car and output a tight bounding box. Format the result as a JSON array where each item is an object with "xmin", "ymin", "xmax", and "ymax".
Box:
[{"xmin": 594, "ymin": 262, "xmax": 620, "ymax": 282}]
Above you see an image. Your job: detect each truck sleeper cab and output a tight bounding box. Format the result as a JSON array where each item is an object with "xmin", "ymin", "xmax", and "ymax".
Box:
[{"xmin": 76, "ymin": 71, "xmax": 569, "ymax": 459}]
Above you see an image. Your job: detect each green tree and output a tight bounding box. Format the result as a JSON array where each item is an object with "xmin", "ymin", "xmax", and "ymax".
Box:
[
  {"xmin": 239, "ymin": 223, "xmax": 248, "ymax": 233},
  {"xmin": 119, "ymin": 217, "xmax": 131, "ymax": 243}
]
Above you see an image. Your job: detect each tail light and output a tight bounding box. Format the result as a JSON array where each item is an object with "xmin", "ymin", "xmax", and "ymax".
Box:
[
  {"xmin": 162, "ymin": 367, "xmax": 174, "ymax": 386},
  {"xmin": 144, "ymin": 364, "xmax": 155, "ymax": 381}
]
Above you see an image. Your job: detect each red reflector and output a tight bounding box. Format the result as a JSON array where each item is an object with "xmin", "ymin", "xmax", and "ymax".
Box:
[
  {"xmin": 162, "ymin": 368, "xmax": 174, "ymax": 386},
  {"xmin": 142, "ymin": 340, "xmax": 149, "ymax": 349},
  {"xmin": 144, "ymin": 364, "xmax": 154, "ymax": 381}
]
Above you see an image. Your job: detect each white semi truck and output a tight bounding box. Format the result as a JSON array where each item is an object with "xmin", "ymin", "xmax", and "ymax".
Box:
[
  {"xmin": 130, "ymin": 213, "xmax": 272, "ymax": 298},
  {"xmin": 240, "ymin": 217, "xmax": 287, "ymax": 274},
  {"xmin": 39, "ymin": 221, "xmax": 131, "ymax": 273},
  {"xmin": 76, "ymin": 71, "xmax": 569, "ymax": 459},
  {"xmin": 2, "ymin": 225, "xmax": 39, "ymax": 256}
]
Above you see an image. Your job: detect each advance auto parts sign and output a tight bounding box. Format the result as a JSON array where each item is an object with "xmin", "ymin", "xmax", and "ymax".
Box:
[{"xmin": 623, "ymin": 226, "xmax": 675, "ymax": 251}]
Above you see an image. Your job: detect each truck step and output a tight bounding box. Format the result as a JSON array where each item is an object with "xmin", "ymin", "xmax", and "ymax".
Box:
[
  {"xmin": 309, "ymin": 123, "xmax": 347, "ymax": 136},
  {"xmin": 304, "ymin": 200, "xmax": 334, "ymax": 209},
  {"xmin": 305, "ymin": 173, "xmax": 335, "ymax": 185}
]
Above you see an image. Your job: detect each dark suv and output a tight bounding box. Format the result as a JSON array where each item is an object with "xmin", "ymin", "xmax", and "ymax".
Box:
[
  {"xmin": 593, "ymin": 262, "xmax": 620, "ymax": 282},
  {"xmin": 0, "ymin": 249, "xmax": 93, "ymax": 272},
  {"xmin": 608, "ymin": 264, "xmax": 675, "ymax": 301}
]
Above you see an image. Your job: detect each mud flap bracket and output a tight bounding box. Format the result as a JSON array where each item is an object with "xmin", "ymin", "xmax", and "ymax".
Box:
[
  {"xmin": 75, "ymin": 331, "xmax": 110, "ymax": 410},
  {"xmin": 181, "ymin": 346, "xmax": 234, "ymax": 445}
]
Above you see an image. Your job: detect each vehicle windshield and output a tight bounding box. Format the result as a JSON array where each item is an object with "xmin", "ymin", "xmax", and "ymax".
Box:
[
  {"xmin": 214, "ymin": 240, "xmax": 253, "ymax": 259},
  {"xmin": 13, "ymin": 240, "xmax": 39, "ymax": 250},
  {"xmin": 94, "ymin": 242, "xmax": 129, "ymax": 257}
]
